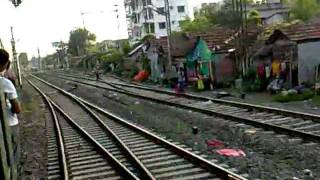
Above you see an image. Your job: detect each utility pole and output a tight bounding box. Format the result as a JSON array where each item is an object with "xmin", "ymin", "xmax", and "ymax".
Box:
[
  {"xmin": 80, "ymin": 12, "xmax": 86, "ymax": 29},
  {"xmin": 0, "ymin": 38, "xmax": 4, "ymax": 49},
  {"xmin": 37, "ymin": 47, "xmax": 42, "ymax": 71},
  {"xmin": 164, "ymin": 0, "xmax": 172, "ymax": 69},
  {"xmin": 10, "ymin": 27, "xmax": 22, "ymax": 88}
]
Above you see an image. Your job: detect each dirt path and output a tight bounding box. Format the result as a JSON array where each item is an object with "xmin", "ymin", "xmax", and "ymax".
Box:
[{"xmin": 18, "ymin": 82, "xmax": 47, "ymax": 179}]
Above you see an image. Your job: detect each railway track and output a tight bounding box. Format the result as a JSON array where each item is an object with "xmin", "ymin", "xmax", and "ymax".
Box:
[
  {"xmin": 29, "ymin": 80, "xmax": 137, "ymax": 180},
  {"xmin": 48, "ymin": 72, "xmax": 320, "ymax": 143},
  {"xmin": 28, "ymin": 75, "xmax": 246, "ymax": 180}
]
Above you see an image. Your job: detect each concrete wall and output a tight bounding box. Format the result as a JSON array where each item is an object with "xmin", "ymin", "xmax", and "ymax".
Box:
[
  {"xmin": 298, "ymin": 41, "xmax": 320, "ymax": 84},
  {"xmin": 128, "ymin": 0, "xmax": 189, "ymax": 40}
]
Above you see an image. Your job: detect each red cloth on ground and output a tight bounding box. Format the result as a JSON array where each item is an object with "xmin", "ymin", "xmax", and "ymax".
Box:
[
  {"xmin": 216, "ymin": 149, "xmax": 246, "ymax": 157},
  {"xmin": 133, "ymin": 71, "xmax": 149, "ymax": 82},
  {"xmin": 206, "ymin": 139, "xmax": 224, "ymax": 148}
]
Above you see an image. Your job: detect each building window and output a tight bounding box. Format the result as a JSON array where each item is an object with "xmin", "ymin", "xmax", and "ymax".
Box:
[
  {"xmin": 157, "ymin": 7, "xmax": 165, "ymax": 14},
  {"xmin": 144, "ymin": 9, "xmax": 154, "ymax": 20},
  {"xmin": 142, "ymin": 0, "xmax": 146, "ymax": 6},
  {"xmin": 159, "ymin": 22, "xmax": 166, "ymax": 29},
  {"xmin": 178, "ymin": 6, "xmax": 185, "ymax": 13},
  {"xmin": 142, "ymin": 0, "xmax": 151, "ymax": 6},
  {"xmin": 148, "ymin": 9, "xmax": 154, "ymax": 19},
  {"xmin": 144, "ymin": 23, "xmax": 155, "ymax": 34}
]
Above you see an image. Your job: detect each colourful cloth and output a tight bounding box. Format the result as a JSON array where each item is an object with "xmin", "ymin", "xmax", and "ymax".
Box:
[
  {"xmin": 206, "ymin": 139, "xmax": 224, "ymax": 148},
  {"xmin": 257, "ymin": 64, "xmax": 265, "ymax": 80},
  {"xmin": 281, "ymin": 62, "xmax": 286, "ymax": 72},
  {"xmin": 186, "ymin": 39, "xmax": 214, "ymax": 62},
  {"xmin": 197, "ymin": 79, "xmax": 204, "ymax": 90},
  {"xmin": 272, "ymin": 61, "xmax": 281, "ymax": 77},
  {"xmin": 265, "ymin": 65, "xmax": 271, "ymax": 78},
  {"xmin": 216, "ymin": 149, "xmax": 246, "ymax": 157},
  {"xmin": 133, "ymin": 71, "xmax": 149, "ymax": 82}
]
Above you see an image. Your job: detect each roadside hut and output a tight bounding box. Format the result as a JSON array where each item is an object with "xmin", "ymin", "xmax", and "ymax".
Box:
[{"xmin": 255, "ymin": 23, "xmax": 320, "ymax": 86}]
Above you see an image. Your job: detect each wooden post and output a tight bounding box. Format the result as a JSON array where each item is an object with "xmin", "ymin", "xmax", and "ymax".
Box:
[{"xmin": 0, "ymin": 82, "xmax": 16, "ymax": 180}]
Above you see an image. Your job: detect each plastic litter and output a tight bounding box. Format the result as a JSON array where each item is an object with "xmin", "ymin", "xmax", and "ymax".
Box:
[
  {"xmin": 134, "ymin": 101, "xmax": 140, "ymax": 105},
  {"xmin": 216, "ymin": 149, "xmax": 246, "ymax": 157},
  {"xmin": 201, "ymin": 100, "xmax": 213, "ymax": 105},
  {"xmin": 244, "ymin": 129, "xmax": 257, "ymax": 135}
]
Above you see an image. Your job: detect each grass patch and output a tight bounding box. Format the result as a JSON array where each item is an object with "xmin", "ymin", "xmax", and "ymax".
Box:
[{"xmin": 273, "ymin": 90, "xmax": 314, "ymax": 103}]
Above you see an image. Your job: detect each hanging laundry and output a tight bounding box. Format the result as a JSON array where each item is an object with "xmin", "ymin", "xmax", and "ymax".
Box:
[
  {"xmin": 272, "ymin": 60, "xmax": 281, "ymax": 77},
  {"xmin": 197, "ymin": 79, "xmax": 204, "ymax": 90},
  {"xmin": 257, "ymin": 64, "xmax": 265, "ymax": 80},
  {"xmin": 265, "ymin": 65, "xmax": 271, "ymax": 78},
  {"xmin": 281, "ymin": 62, "xmax": 286, "ymax": 72},
  {"xmin": 216, "ymin": 149, "xmax": 246, "ymax": 157}
]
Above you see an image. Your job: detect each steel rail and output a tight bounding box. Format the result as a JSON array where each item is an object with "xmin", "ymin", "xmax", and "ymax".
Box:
[
  {"xmin": 50, "ymin": 74, "xmax": 320, "ymax": 142},
  {"xmin": 26, "ymin": 78, "xmax": 139, "ymax": 180},
  {"xmin": 71, "ymin": 100, "xmax": 156, "ymax": 180},
  {"xmin": 31, "ymin": 76, "xmax": 156, "ymax": 179},
  {"xmin": 57, "ymin": 72, "xmax": 320, "ymax": 123},
  {"xmin": 27, "ymin": 80, "xmax": 69, "ymax": 180},
  {"xmin": 31, "ymin": 74, "xmax": 247, "ymax": 180}
]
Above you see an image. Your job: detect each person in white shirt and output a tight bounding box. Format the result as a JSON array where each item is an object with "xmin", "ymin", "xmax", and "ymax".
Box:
[{"xmin": 0, "ymin": 49, "xmax": 21, "ymax": 162}]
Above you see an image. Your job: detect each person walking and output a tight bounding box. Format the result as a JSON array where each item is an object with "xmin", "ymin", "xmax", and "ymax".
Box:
[
  {"xmin": 177, "ymin": 67, "xmax": 185, "ymax": 92},
  {"xmin": 0, "ymin": 49, "xmax": 22, "ymax": 164}
]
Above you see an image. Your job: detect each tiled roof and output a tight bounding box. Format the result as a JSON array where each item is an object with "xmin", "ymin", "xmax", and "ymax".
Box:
[
  {"xmin": 282, "ymin": 23, "xmax": 320, "ymax": 42},
  {"xmin": 190, "ymin": 27, "xmax": 236, "ymax": 52},
  {"xmin": 149, "ymin": 26, "xmax": 260, "ymax": 58},
  {"xmin": 150, "ymin": 26, "xmax": 239, "ymax": 57}
]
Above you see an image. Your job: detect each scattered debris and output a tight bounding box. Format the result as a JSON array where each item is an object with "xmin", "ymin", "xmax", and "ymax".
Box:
[
  {"xmin": 134, "ymin": 101, "xmax": 140, "ymax": 105},
  {"xmin": 244, "ymin": 129, "xmax": 257, "ymax": 135},
  {"xmin": 192, "ymin": 126, "xmax": 199, "ymax": 135}
]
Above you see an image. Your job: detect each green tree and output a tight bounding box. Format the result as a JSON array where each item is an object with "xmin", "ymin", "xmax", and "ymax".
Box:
[
  {"xmin": 122, "ymin": 40, "xmax": 131, "ymax": 56},
  {"xmin": 18, "ymin": 52, "xmax": 28, "ymax": 68},
  {"xmin": 68, "ymin": 28, "xmax": 96, "ymax": 56},
  {"xmin": 43, "ymin": 53, "xmax": 57, "ymax": 66},
  {"xmin": 291, "ymin": 0, "xmax": 320, "ymax": 21},
  {"xmin": 180, "ymin": 17, "xmax": 212, "ymax": 32},
  {"xmin": 248, "ymin": 10, "xmax": 262, "ymax": 25}
]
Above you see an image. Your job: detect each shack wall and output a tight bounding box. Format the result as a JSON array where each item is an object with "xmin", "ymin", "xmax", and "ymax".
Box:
[{"xmin": 298, "ymin": 41, "xmax": 320, "ymax": 84}]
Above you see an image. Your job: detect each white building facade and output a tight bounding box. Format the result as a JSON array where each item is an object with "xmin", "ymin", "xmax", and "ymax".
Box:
[{"xmin": 125, "ymin": 0, "xmax": 189, "ymax": 41}]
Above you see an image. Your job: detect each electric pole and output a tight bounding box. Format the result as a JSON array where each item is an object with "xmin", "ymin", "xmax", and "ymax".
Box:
[
  {"xmin": 164, "ymin": 0, "xmax": 172, "ymax": 69},
  {"xmin": 10, "ymin": 27, "xmax": 22, "ymax": 88},
  {"xmin": 0, "ymin": 38, "xmax": 3, "ymax": 49},
  {"xmin": 37, "ymin": 47, "xmax": 42, "ymax": 71}
]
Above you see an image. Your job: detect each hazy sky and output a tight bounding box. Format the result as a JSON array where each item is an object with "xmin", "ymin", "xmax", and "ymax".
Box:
[{"xmin": 0, "ymin": 0, "xmax": 220, "ymax": 57}]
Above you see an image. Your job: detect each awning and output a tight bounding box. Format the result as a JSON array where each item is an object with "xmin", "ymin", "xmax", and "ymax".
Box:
[{"xmin": 128, "ymin": 43, "xmax": 145, "ymax": 57}]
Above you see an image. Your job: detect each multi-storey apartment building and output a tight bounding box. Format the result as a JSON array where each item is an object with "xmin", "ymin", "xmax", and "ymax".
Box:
[{"xmin": 125, "ymin": 0, "xmax": 189, "ymax": 41}]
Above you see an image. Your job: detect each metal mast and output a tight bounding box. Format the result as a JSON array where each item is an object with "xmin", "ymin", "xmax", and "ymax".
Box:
[
  {"xmin": 10, "ymin": 27, "xmax": 22, "ymax": 88},
  {"xmin": 0, "ymin": 38, "xmax": 4, "ymax": 49},
  {"xmin": 37, "ymin": 47, "xmax": 42, "ymax": 71},
  {"xmin": 164, "ymin": 0, "xmax": 172, "ymax": 68}
]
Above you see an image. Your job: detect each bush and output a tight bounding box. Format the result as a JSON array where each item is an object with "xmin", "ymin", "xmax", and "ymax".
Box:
[
  {"xmin": 129, "ymin": 66, "xmax": 139, "ymax": 78},
  {"xmin": 273, "ymin": 89, "xmax": 314, "ymax": 103}
]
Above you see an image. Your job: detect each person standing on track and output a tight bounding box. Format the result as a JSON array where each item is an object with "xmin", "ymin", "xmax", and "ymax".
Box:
[
  {"xmin": 95, "ymin": 64, "xmax": 101, "ymax": 81},
  {"xmin": 0, "ymin": 49, "xmax": 22, "ymax": 163}
]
